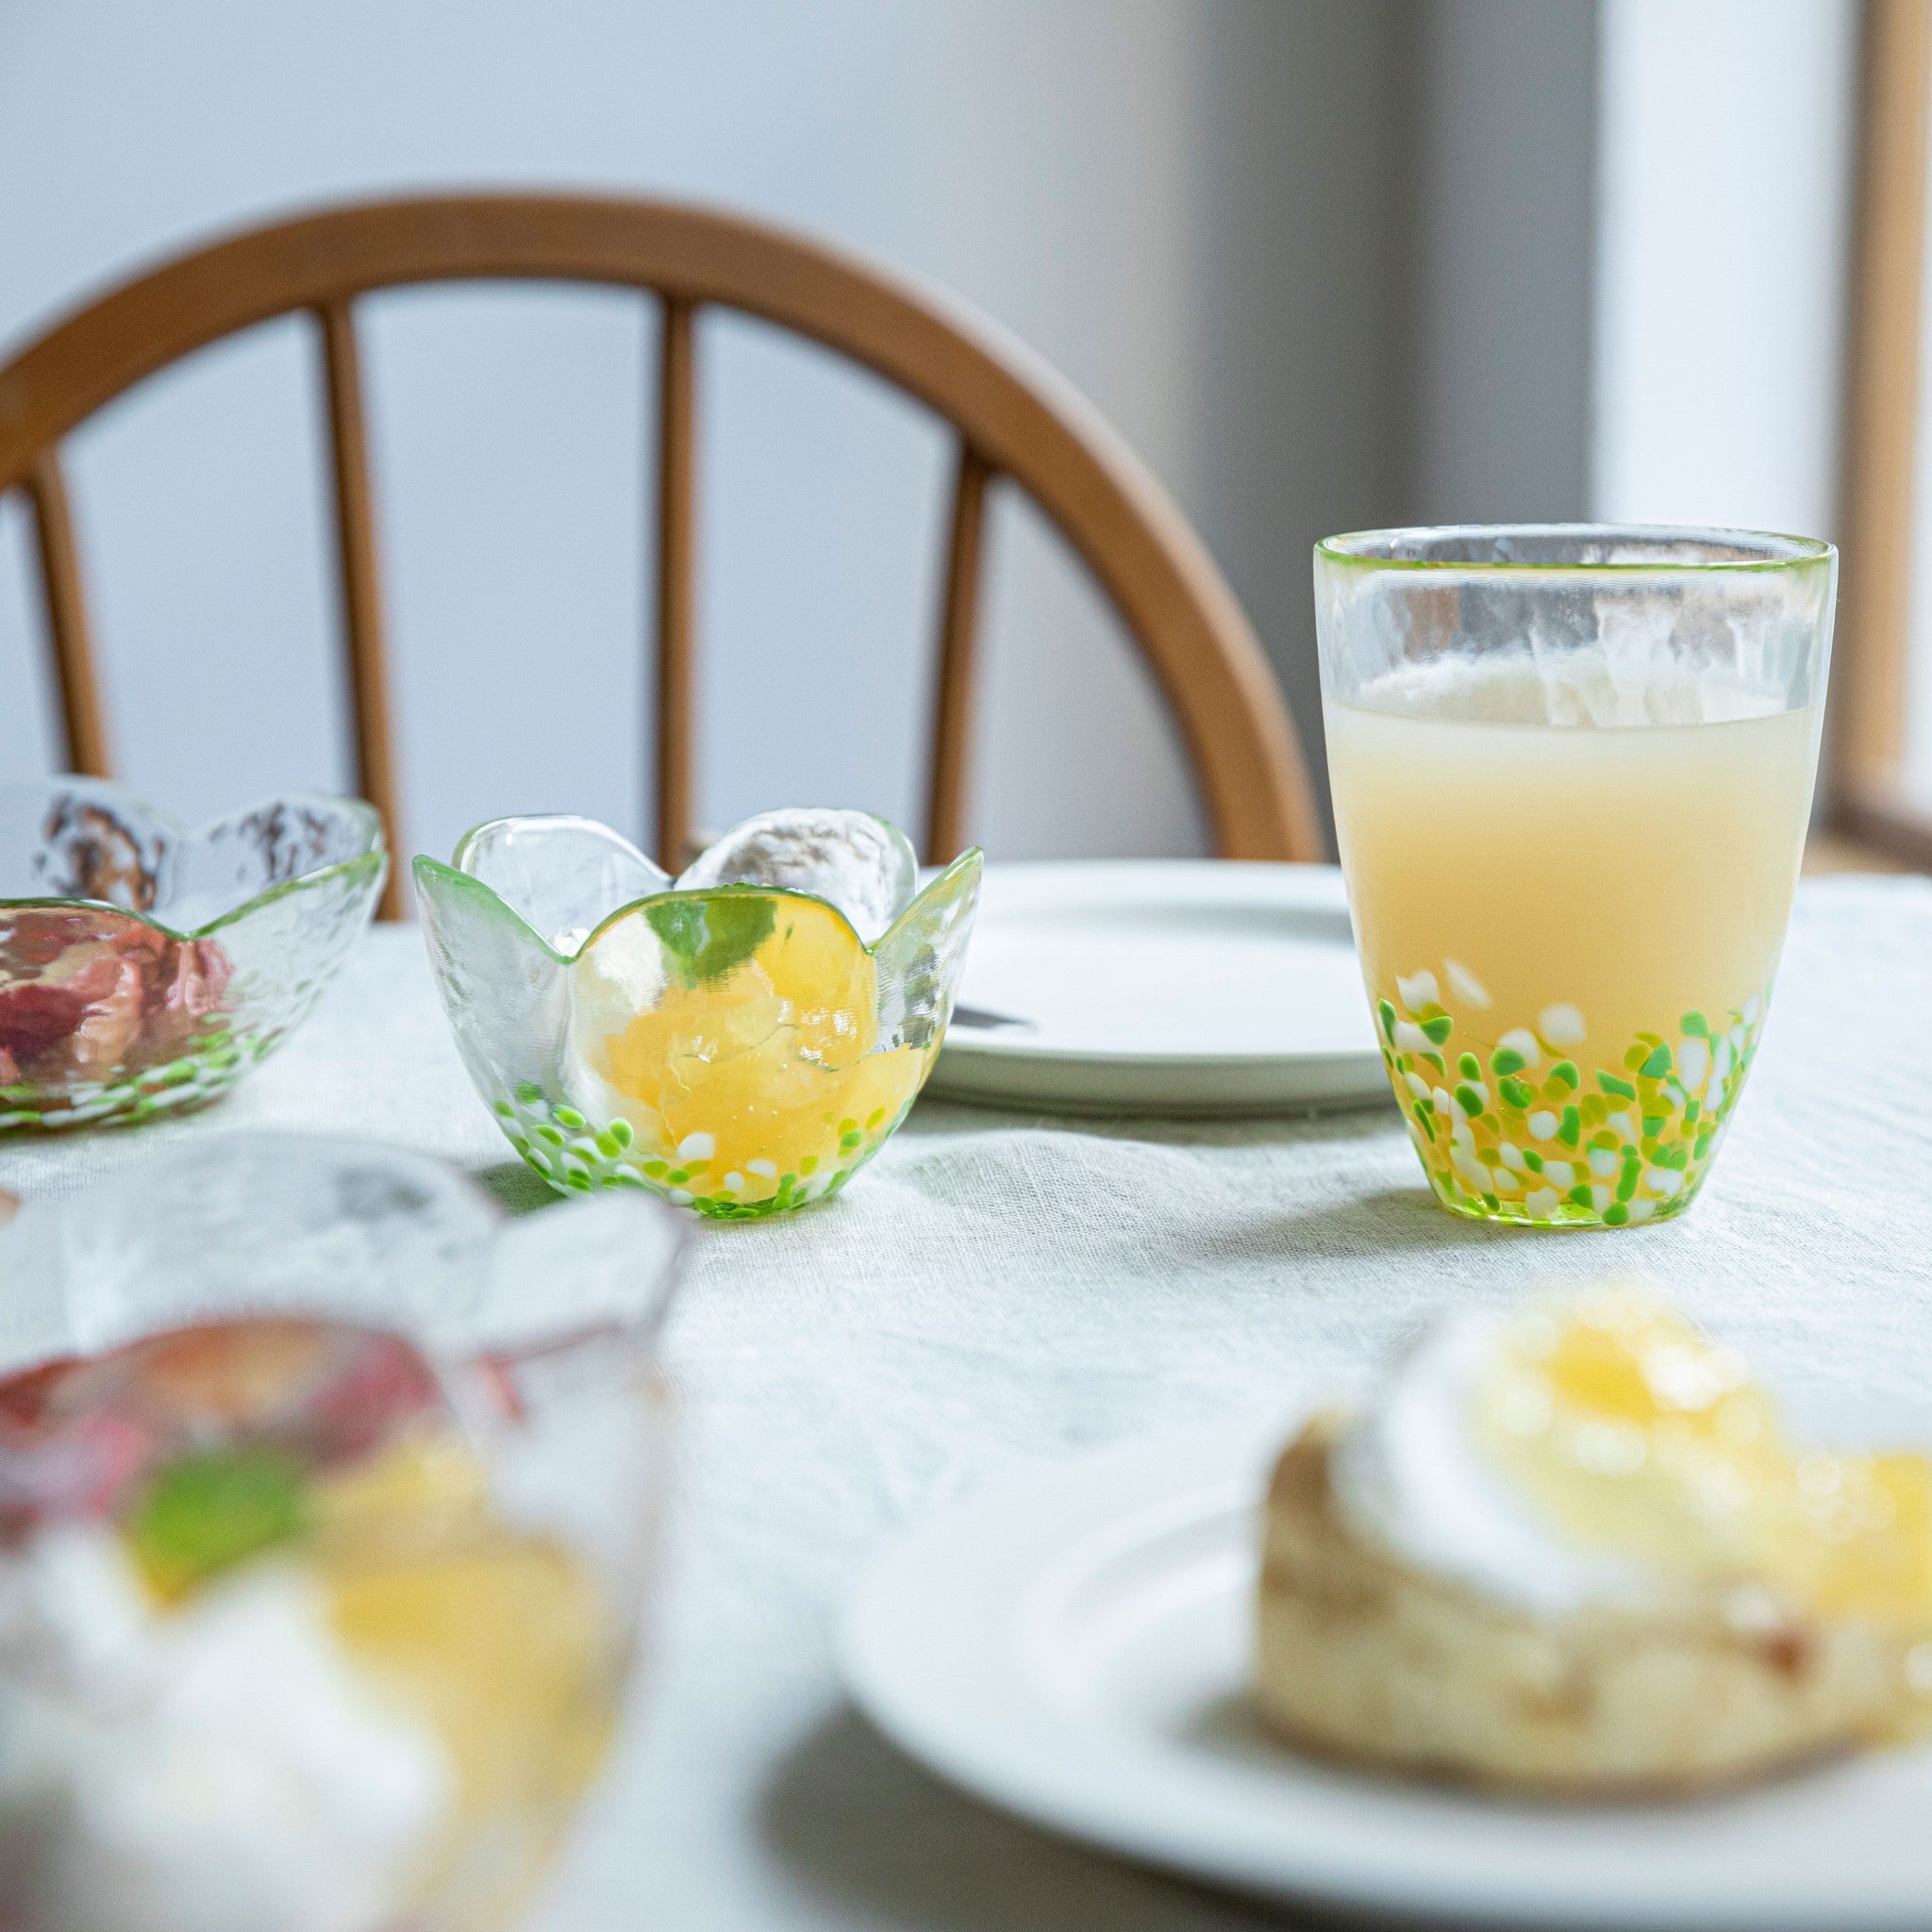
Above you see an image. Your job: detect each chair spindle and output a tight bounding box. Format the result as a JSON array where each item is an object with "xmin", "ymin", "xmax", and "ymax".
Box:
[
  {"xmin": 655, "ymin": 298, "xmax": 700, "ymax": 872},
  {"xmin": 924, "ymin": 444, "xmax": 993, "ymax": 864},
  {"xmin": 316, "ymin": 298, "xmax": 405, "ymax": 921},
  {"xmin": 25, "ymin": 449, "xmax": 111, "ymax": 777}
]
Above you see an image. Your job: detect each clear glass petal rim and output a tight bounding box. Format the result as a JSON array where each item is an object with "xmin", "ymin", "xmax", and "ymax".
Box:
[
  {"xmin": 0, "ymin": 781, "xmax": 387, "ymax": 941},
  {"xmin": 451, "ymin": 810, "xmax": 670, "ymax": 889},
  {"xmin": 0, "ymin": 1130, "xmax": 691, "ymax": 1369},
  {"xmin": 420, "ymin": 821, "xmax": 981, "ymax": 968}
]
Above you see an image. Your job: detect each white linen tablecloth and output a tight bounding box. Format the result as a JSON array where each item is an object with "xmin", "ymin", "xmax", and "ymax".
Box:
[{"xmin": 2, "ymin": 875, "xmax": 1929, "ymax": 1930}]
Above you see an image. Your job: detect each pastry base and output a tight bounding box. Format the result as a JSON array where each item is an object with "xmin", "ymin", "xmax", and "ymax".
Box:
[{"xmin": 1256, "ymin": 1411, "xmax": 1908, "ymax": 1797}]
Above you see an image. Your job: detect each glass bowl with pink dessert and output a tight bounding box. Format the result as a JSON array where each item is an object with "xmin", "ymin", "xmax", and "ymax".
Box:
[
  {"xmin": 0, "ymin": 1133, "xmax": 686, "ymax": 1932},
  {"xmin": 0, "ymin": 779, "xmax": 385, "ymax": 1132}
]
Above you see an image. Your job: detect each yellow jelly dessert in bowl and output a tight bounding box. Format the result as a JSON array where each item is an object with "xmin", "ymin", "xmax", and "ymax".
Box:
[{"xmin": 416, "ymin": 808, "xmax": 980, "ymax": 1218}]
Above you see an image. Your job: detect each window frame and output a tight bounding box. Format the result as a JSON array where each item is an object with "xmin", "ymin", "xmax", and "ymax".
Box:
[{"xmin": 1834, "ymin": 0, "xmax": 1932, "ymax": 863}]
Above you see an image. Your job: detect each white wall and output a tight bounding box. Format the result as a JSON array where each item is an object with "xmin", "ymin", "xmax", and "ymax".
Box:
[
  {"xmin": 1591, "ymin": 0, "xmax": 1860, "ymax": 539},
  {"xmin": 0, "ymin": 0, "xmax": 1407, "ymax": 875},
  {"xmin": 1402, "ymin": 0, "xmax": 1598, "ymax": 525}
]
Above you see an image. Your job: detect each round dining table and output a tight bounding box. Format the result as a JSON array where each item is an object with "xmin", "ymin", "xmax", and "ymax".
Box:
[{"xmin": 1, "ymin": 873, "xmax": 1925, "ymax": 1931}]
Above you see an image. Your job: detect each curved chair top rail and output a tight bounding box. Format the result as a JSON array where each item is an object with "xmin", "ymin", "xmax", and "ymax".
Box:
[{"xmin": 0, "ymin": 192, "xmax": 1321, "ymax": 909}]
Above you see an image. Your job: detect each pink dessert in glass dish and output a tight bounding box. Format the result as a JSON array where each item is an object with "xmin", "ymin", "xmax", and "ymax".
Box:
[{"xmin": 0, "ymin": 780, "xmax": 383, "ymax": 1131}]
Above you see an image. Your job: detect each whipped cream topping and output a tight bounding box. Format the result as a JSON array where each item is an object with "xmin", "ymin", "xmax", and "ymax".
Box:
[
  {"xmin": 1329, "ymin": 1307, "xmax": 1647, "ymax": 1615},
  {"xmin": 0, "ymin": 1526, "xmax": 448, "ymax": 1932}
]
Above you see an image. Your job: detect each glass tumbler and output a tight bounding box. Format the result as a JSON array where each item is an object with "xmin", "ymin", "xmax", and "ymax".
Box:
[
  {"xmin": 1314, "ymin": 525, "xmax": 1835, "ymax": 1228},
  {"xmin": 0, "ymin": 1132, "xmax": 686, "ymax": 1932}
]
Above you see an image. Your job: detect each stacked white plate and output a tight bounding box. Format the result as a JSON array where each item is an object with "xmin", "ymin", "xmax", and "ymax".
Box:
[{"xmin": 927, "ymin": 861, "xmax": 1388, "ymax": 1116}]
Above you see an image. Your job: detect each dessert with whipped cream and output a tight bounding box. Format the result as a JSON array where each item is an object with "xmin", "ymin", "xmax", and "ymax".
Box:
[
  {"xmin": 0, "ymin": 1319, "xmax": 617, "ymax": 1932},
  {"xmin": 1257, "ymin": 1282, "xmax": 1932, "ymax": 1792}
]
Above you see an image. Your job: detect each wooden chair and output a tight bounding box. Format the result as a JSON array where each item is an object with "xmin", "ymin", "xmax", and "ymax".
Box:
[{"xmin": 0, "ymin": 192, "xmax": 1322, "ymax": 919}]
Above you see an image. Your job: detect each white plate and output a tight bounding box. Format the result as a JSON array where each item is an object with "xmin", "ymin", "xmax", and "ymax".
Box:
[
  {"xmin": 926, "ymin": 861, "xmax": 1387, "ymax": 1116},
  {"xmin": 841, "ymin": 1412, "xmax": 1932, "ymax": 1932}
]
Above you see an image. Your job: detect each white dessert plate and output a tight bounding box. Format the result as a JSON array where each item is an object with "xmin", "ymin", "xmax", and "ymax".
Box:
[
  {"xmin": 925, "ymin": 861, "xmax": 1388, "ymax": 1116},
  {"xmin": 841, "ymin": 1407, "xmax": 1932, "ymax": 1932}
]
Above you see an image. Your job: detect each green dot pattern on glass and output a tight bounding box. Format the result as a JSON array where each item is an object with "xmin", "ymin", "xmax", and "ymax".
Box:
[
  {"xmin": 0, "ymin": 1021, "xmax": 273, "ymax": 1137},
  {"xmin": 1379, "ymin": 973, "xmax": 1767, "ymax": 1228},
  {"xmin": 486, "ymin": 1084, "xmax": 916, "ymax": 1221}
]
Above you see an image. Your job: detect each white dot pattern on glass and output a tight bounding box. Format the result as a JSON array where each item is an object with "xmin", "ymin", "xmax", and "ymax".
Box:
[{"xmin": 1371, "ymin": 976, "xmax": 1769, "ymax": 1228}]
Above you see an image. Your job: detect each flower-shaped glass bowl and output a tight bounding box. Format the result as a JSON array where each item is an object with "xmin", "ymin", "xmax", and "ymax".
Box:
[
  {"xmin": 0, "ymin": 779, "xmax": 386, "ymax": 1132},
  {"xmin": 414, "ymin": 808, "xmax": 981, "ymax": 1219},
  {"xmin": 0, "ymin": 1132, "xmax": 686, "ymax": 1932}
]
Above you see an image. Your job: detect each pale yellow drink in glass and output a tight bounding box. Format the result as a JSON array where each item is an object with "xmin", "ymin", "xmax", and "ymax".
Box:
[{"xmin": 1327, "ymin": 655, "xmax": 1820, "ymax": 1225}]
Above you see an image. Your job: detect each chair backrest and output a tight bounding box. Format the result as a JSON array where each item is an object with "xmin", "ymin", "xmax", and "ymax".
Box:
[{"xmin": 0, "ymin": 193, "xmax": 1322, "ymax": 918}]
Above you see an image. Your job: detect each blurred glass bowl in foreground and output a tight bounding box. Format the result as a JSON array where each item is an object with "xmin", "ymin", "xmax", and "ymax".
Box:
[
  {"xmin": 0, "ymin": 1132, "xmax": 687, "ymax": 1932},
  {"xmin": 415, "ymin": 808, "xmax": 981, "ymax": 1220},
  {"xmin": 0, "ymin": 780, "xmax": 386, "ymax": 1132}
]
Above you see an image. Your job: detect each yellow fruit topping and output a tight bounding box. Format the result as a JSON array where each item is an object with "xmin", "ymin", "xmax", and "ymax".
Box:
[
  {"xmin": 1478, "ymin": 1283, "xmax": 1932, "ymax": 1632},
  {"xmin": 312, "ymin": 1429, "xmax": 491, "ymax": 1549},
  {"xmin": 315, "ymin": 1436, "xmax": 616, "ymax": 1927},
  {"xmin": 581, "ymin": 892, "xmax": 924, "ymax": 1207}
]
